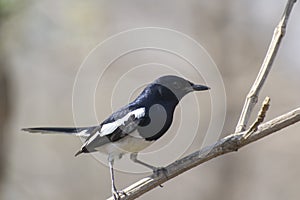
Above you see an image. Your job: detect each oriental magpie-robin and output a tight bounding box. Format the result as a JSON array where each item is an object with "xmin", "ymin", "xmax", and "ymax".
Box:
[{"xmin": 22, "ymin": 75, "xmax": 210, "ymax": 199}]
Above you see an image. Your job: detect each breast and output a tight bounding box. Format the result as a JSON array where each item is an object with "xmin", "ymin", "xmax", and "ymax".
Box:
[{"xmin": 138, "ymin": 103, "xmax": 174, "ymax": 141}]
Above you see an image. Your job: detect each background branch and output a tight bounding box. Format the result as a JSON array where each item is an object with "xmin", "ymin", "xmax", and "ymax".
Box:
[
  {"xmin": 235, "ymin": 0, "xmax": 297, "ymax": 133},
  {"xmin": 108, "ymin": 107, "xmax": 300, "ymax": 200}
]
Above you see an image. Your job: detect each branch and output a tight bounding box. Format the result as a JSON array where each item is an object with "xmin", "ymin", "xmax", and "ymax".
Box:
[
  {"xmin": 105, "ymin": 1, "xmax": 298, "ymax": 199},
  {"xmin": 107, "ymin": 107, "xmax": 300, "ymax": 200},
  {"xmin": 235, "ymin": 0, "xmax": 297, "ymax": 133},
  {"xmin": 243, "ymin": 96, "xmax": 270, "ymax": 139}
]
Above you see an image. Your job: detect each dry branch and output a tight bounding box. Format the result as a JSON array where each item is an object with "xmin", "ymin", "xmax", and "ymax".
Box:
[
  {"xmin": 235, "ymin": 0, "xmax": 297, "ymax": 133},
  {"xmin": 243, "ymin": 96, "xmax": 270, "ymax": 139},
  {"xmin": 107, "ymin": 107, "xmax": 300, "ymax": 200},
  {"xmin": 106, "ymin": 0, "xmax": 298, "ymax": 199}
]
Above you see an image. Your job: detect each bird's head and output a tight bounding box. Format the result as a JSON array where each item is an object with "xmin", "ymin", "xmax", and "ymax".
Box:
[{"xmin": 153, "ymin": 75, "xmax": 210, "ymax": 102}]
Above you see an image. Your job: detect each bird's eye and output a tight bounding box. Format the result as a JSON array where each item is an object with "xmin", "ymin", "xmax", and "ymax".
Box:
[{"xmin": 172, "ymin": 81, "xmax": 181, "ymax": 89}]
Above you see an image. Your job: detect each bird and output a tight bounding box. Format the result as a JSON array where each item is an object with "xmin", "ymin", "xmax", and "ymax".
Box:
[{"xmin": 22, "ymin": 75, "xmax": 210, "ymax": 199}]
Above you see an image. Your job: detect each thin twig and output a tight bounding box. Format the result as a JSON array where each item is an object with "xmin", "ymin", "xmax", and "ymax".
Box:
[
  {"xmin": 243, "ymin": 96, "xmax": 270, "ymax": 139},
  {"xmin": 107, "ymin": 107, "xmax": 300, "ymax": 200},
  {"xmin": 235, "ymin": 0, "xmax": 297, "ymax": 133}
]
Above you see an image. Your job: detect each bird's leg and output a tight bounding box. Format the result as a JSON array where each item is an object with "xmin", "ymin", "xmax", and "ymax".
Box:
[
  {"xmin": 130, "ymin": 153, "xmax": 167, "ymax": 177},
  {"xmin": 108, "ymin": 158, "xmax": 119, "ymax": 199},
  {"xmin": 130, "ymin": 152, "xmax": 156, "ymax": 170},
  {"xmin": 108, "ymin": 158, "xmax": 126, "ymax": 199}
]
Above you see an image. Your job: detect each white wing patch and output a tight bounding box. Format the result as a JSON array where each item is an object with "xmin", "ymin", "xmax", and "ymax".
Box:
[
  {"xmin": 75, "ymin": 130, "xmax": 91, "ymax": 138},
  {"xmin": 99, "ymin": 107, "xmax": 145, "ymax": 137},
  {"xmin": 82, "ymin": 107, "xmax": 145, "ymax": 147}
]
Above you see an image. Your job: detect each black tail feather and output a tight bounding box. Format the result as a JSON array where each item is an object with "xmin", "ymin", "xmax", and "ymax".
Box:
[
  {"xmin": 74, "ymin": 147, "xmax": 91, "ymax": 157},
  {"xmin": 21, "ymin": 127, "xmax": 88, "ymax": 134},
  {"xmin": 75, "ymin": 149, "xmax": 84, "ymax": 157}
]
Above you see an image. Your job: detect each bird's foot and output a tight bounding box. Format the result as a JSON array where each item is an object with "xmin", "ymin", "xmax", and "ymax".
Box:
[
  {"xmin": 152, "ymin": 167, "xmax": 168, "ymax": 178},
  {"xmin": 112, "ymin": 190, "xmax": 127, "ymax": 200}
]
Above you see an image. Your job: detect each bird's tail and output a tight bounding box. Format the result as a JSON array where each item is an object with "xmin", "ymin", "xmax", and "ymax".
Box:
[{"xmin": 21, "ymin": 127, "xmax": 94, "ymax": 138}]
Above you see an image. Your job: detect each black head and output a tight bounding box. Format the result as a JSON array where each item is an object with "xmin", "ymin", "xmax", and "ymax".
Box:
[{"xmin": 153, "ymin": 75, "xmax": 210, "ymax": 102}]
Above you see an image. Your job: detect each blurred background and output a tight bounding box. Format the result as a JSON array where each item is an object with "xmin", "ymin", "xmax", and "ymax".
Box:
[{"xmin": 0, "ymin": 0, "xmax": 300, "ymax": 199}]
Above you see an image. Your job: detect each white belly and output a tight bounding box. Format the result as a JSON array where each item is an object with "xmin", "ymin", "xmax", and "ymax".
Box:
[{"xmin": 95, "ymin": 132, "xmax": 153, "ymax": 160}]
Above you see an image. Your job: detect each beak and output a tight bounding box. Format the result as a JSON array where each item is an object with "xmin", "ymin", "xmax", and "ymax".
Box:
[{"xmin": 189, "ymin": 82, "xmax": 210, "ymax": 91}]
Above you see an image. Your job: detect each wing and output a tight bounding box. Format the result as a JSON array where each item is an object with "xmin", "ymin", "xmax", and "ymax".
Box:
[{"xmin": 76, "ymin": 107, "xmax": 146, "ymax": 155}]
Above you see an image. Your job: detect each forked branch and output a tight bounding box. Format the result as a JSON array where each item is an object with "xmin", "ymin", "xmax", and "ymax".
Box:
[
  {"xmin": 235, "ymin": 0, "xmax": 297, "ymax": 133},
  {"xmin": 107, "ymin": 0, "xmax": 298, "ymax": 199}
]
